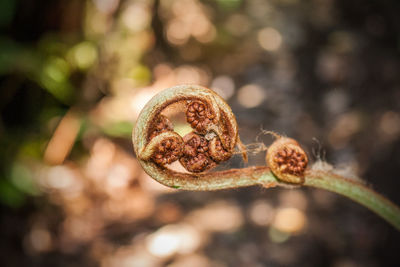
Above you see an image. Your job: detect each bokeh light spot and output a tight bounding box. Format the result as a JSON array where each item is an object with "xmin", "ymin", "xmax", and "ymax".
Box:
[
  {"xmin": 28, "ymin": 228, "xmax": 52, "ymax": 252},
  {"xmin": 146, "ymin": 224, "xmax": 202, "ymax": 258},
  {"xmin": 257, "ymin": 27, "xmax": 282, "ymax": 51},
  {"xmin": 272, "ymin": 207, "xmax": 306, "ymax": 234},
  {"xmin": 269, "ymin": 226, "xmax": 290, "ymax": 243},
  {"xmin": 187, "ymin": 200, "xmax": 243, "ymax": 232},
  {"xmin": 71, "ymin": 41, "xmax": 97, "ymax": 70},
  {"xmin": 237, "ymin": 84, "xmax": 266, "ymax": 108},
  {"xmin": 380, "ymin": 111, "xmax": 400, "ymax": 137},
  {"xmin": 211, "ymin": 75, "xmax": 235, "ymax": 100},
  {"xmin": 249, "ymin": 200, "xmax": 275, "ymax": 226}
]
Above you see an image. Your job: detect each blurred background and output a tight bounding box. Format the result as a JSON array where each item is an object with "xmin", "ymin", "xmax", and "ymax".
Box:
[{"xmin": 1, "ymin": 0, "xmax": 400, "ymax": 266}]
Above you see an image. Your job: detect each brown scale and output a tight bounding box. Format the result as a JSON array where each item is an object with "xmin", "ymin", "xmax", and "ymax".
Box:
[
  {"xmin": 209, "ymin": 135, "xmax": 232, "ymax": 163},
  {"xmin": 148, "ymin": 115, "xmax": 174, "ymax": 140},
  {"xmin": 180, "ymin": 132, "xmax": 216, "ymax": 173},
  {"xmin": 152, "ymin": 137, "xmax": 182, "ymax": 166},
  {"xmin": 273, "ymin": 147, "xmax": 308, "ymax": 175},
  {"xmin": 186, "ymin": 101, "xmax": 216, "ymax": 132}
]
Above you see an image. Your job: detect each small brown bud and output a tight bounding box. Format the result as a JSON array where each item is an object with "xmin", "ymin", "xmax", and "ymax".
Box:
[
  {"xmin": 266, "ymin": 136, "xmax": 308, "ymax": 184},
  {"xmin": 186, "ymin": 101, "xmax": 216, "ymax": 133},
  {"xmin": 208, "ymin": 135, "xmax": 232, "ymax": 163},
  {"xmin": 148, "ymin": 115, "xmax": 174, "ymax": 141},
  {"xmin": 180, "ymin": 132, "xmax": 216, "ymax": 173},
  {"xmin": 152, "ymin": 136, "xmax": 183, "ymax": 166}
]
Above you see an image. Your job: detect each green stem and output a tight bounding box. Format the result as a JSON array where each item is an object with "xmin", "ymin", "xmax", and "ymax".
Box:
[
  {"xmin": 248, "ymin": 168, "xmax": 400, "ymax": 231},
  {"xmin": 302, "ymin": 170, "xmax": 400, "ymax": 231}
]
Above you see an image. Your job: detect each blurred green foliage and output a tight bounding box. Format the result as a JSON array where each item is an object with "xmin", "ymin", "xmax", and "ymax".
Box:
[{"xmin": 0, "ymin": 0, "xmax": 16, "ymax": 27}]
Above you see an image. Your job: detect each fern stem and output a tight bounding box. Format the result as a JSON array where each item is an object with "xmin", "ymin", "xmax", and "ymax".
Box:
[
  {"xmin": 302, "ymin": 170, "xmax": 400, "ymax": 231},
  {"xmin": 254, "ymin": 169, "xmax": 400, "ymax": 230}
]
